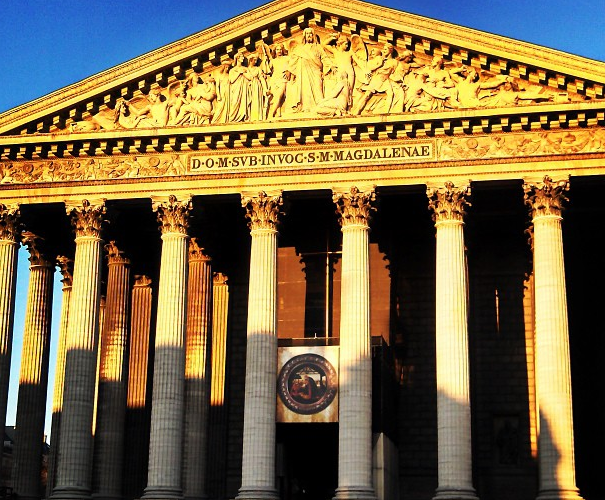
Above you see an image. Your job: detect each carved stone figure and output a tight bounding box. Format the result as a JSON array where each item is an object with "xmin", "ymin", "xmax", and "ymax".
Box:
[
  {"xmin": 212, "ymin": 59, "xmax": 233, "ymax": 124},
  {"xmin": 247, "ymin": 54, "xmax": 270, "ymax": 122},
  {"xmin": 229, "ymin": 53, "xmax": 253, "ymax": 122},
  {"xmin": 265, "ymin": 43, "xmax": 292, "ymax": 118},
  {"xmin": 174, "ymin": 73, "xmax": 217, "ymax": 125}
]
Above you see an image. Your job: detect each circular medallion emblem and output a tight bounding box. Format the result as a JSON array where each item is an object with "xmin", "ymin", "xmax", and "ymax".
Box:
[{"xmin": 277, "ymin": 353, "xmax": 337, "ymax": 415}]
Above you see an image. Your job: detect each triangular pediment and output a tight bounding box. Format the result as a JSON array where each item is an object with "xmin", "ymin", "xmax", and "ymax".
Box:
[{"xmin": 1, "ymin": 0, "xmax": 604, "ymax": 138}]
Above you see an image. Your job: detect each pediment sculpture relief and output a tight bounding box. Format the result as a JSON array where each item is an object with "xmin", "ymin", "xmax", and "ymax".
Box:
[{"xmin": 67, "ymin": 26, "xmax": 580, "ymax": 133}]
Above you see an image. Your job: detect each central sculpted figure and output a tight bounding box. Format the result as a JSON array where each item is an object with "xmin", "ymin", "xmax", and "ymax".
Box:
[{"xmin": 287, "ymin": 27, "xmax": 328, "ymax": 112}]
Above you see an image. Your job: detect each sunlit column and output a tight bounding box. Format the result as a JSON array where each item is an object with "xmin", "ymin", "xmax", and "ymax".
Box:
[
  {"xmin": 523, "ymin": 176, "xmax": 582, "ymax": 500},
  {"xmin": 236, "ymin": 190, "xmax": 282, "ymax": 500},
  {"xmin": 333, "ymin": 186, "xmax": 377, "ymax": 500},
  {"xmin": 183, "ymin": 239, "xmax": 212, "ymax": 500},
  {"xmin": 143, "ymin": 195, "xmax": 191, "ymax": 500},
  {"xmin": 123, "ymin": 275, "xmax": 153, "ymax": 499},
  {"xmin": 93, "ymin": 242, "xmax": 131, "ymax": 500},
  {"xmin": 47, "ymin": 257, "xmax": 74, "ymax": 498},
  {"xmin": 51, "ymin": 199, "xmax": 105, "ymax": 500},
  {"xmin": 0, "ymin": 203, "xmax": 20, "ymax": 453},
  {"xmin": 13, "ymin": 232, "xmax": 55, "ymax": 500},
  {"xmin": 427, "ymin": 181, "xmax": 478, "ymax": 500}
]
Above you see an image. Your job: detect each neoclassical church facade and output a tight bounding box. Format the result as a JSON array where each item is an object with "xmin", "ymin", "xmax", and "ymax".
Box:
[{"xmin": 1, "ymin": 1, "xmax": 604, "ymax": 499}]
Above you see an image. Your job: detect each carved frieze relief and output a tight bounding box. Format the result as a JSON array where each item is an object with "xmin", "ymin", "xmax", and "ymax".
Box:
[
  {"xmin": 1, "ymin": 128, "xmax": 604, "ymax": 187},
  {"xmin": 61, "ymin": 26, "xmax": 582, "ymax": 134}
]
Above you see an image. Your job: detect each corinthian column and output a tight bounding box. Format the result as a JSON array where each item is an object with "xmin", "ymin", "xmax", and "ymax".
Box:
[
  {"xmin": 93, "ymin": 242, "xmax": 131, "ymax": 500},
  {"xmin": 51, "ymin": 199, "xmax": 105, "ymax": 500},
  {"xmin": 333, "ymin": 186, "xmax": 377, "ymax": 500},
  {"xmin": 47, "ymin": 257, "xmax": 74, "ymax": 498},
  {"xmin": 0, "ymin": 203, "xmax": 20, "ymax": 453},
  {"xmin": 427, "ymin": 181, "xmax": 478, "ymax": 500},
  {"xmin": 523, "ymin": 176, "xmax": 582, "ymax": 500},
  {"xmin": 143, "ymin": 195, "xmax": 191, "ymax": 500},
  {"xmin": 183, "ymin": 239, "xmax": 212, "ymax": 500},
  {"xmin": 236, "ymin": 190, "xmax": 282, "ymax": 500},
  {"xmin": 13, "ymin": 232, "xmax": 54, "ymax": 500}
]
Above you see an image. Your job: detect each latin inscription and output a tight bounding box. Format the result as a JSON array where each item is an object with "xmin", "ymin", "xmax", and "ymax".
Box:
[{"xmin": 190, "ymin": 142, "xmax": 434, "ymax": 172}]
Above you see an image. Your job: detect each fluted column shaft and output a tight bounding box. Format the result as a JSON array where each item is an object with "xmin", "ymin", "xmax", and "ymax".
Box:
[
  {"xmin": 428, "ymin": 182, "xmax": 478, "ymax": 500},
  {"xmin": 47, "ymin": 258, "xmax": 73, "ymax": 498},
  {"xmin": 183, "ymin": 240, "xmax": 212, "ymax": 500},
  {"xmin": 52, "ymin": 199, "xmax": 105, "ymax": 500},
  {"xmin": 143, "ymin": 195, "xmax": 191, "ymax": 500},
  {"xmin": 237, "ymin": 191, "xmax": 282, "ymax": 500},
  {"xmin": 123, "ymin": 275, "xmax": 153, "ymax": 500},
  {"xmin": 93, "ymin": 242, "xmax": 131, "ymax": 500},
  {"xmin": 524, "ymin": 177, "xmax": 582, "ymax": 500},
  {"xmin": 0, "ymin": 203, "xmax": 20, "ymax": 453},
  {"xmin": 13, "ymin": 233, "xmax": 54, "ymax": 500},
  {"xmin": 333, "ymin": 187, "xmax": 376, "ymax": 500}
]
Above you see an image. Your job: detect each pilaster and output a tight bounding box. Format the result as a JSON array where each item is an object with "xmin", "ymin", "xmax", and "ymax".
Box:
[
  {"xmin": 236, "ymin": 191, "xmax": 282, "ymax": 500},
  {"xmin": 523, "ymin": 176, "xmax": 582, "ymax": 500},
  {"xmin": 332, "ymin": 186, "xmax": 377, "ymax": 500},
  {"xmin": 427, "ymin": 181, "xmax": 478, "ymax": 500}
]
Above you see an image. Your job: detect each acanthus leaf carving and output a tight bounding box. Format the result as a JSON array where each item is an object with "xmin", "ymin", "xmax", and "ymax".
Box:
[
  {"xmin": 56, "ymin": 256, "xmax": 74, "ymax": 287},
  {"xmin": 0, "ymin": 203, "xmax": 21, "ymax": 242},
  {"xmin": 523, "ymin": 175, "xmax": 569, "ymax": 219},
  {"xmin": 427, "ymin": 181, "xmax": 471, "ymax": 223},
  {"xmin": 188, "ymin": 238, "xmax": 211, "ymax": 262},
  {"xmin": 105, "ymin": 241, "xmax": 130, "ymax": 265},
  {"xmin": 21, "ymin": 231, "xmax": 54, "ymax": 267},
  {"xmin": 152, "ymin": 194, "xmax": 192, "ymax": 235},
  {"xmin": 241, "ymin": 190, "xmax": 283, "ymax": 232},
  {"xmin": 66, "ymin": 199, "xmax": 106, "ymax": 239},
  {"xmin": 333, "ymin": 185, "xmax": 376, "ymax": 227}
]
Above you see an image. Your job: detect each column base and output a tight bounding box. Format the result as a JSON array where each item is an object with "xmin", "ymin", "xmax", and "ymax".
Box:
[
  {"xmin": 235, "ymin": 487, "xmax": 279, "ymax": 500},
  {"xmin": 141, "ymin": 486, "xmax": 183, "ymax": 500},
  {"xmin": 433, "ymin": 487, "xmax": 479, "ymax": 500},
  {"xmin": 50, "ymin": 486, "xmax": 92, "ymax": 500},
  {"xmin": 92, "ymin": 494, "xmax": 123, "ymax": 500},
  {"xmin": 536, "ymin": 488, "xmax": 583, "ymax": 500},
  {"xmin": 333, "ymin": 486, "xmax": 377, "ymax": 499}
]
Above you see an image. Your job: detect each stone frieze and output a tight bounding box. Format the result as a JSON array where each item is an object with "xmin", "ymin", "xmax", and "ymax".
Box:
[{"xmin": 1, "ymin": 128, "xmax": 604, "ymax": 186}]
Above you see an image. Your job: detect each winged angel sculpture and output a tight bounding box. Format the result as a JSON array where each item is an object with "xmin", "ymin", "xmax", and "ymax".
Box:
[{"xmin": 67, "ymin": 27, "xmax": 568, "ymax": 133}]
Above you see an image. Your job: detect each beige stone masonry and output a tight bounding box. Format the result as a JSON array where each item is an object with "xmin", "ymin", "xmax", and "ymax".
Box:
[
  {"xmin": 143, "ymin": 195, "xmax": 191, "ymax": 500},
  {"xmin": 333, "ymin": 186, "xmax": 377, "ymax": 500},
  {"xmin": 92, "ymin": 241, "xmax": 131, "ymax": 500},
  {"xmin": 51, "ymin": 199, "xmax": 105, "ymax": 500},
  {"xmin": 524, "ymin": 176, "xmax": 582, "ymax": 500},
  {"xmin": 427, "ymin": 181, "xmax": 478, "ymax": 500},
  {"xmin": 12, "ymin": 232, "xmax": 54, "ymax": 500},
  {"xmin": 237, "ymin": 191, "xmax": 282, "ymax": 500}
]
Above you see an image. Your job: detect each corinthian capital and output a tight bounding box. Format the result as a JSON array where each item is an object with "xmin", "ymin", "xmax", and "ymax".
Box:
[
  {"xmin": 523, "ymin": 175, "xmax": 569, "ymax": 219},
  {"xmin": 427, "ymin": 181, "xmax": 471, "ymax": 223},
  {"xmin": 0, "ymin": 203, "xmax": 21, "ymax": 242},
  {"xmin": 333, "ymin": 186, "xmax": 376, "ymax": 228},
  {"xmin": 152, "ymin": 194, "xmax": 192, "ymax": 235},
  {"xmin": 241, "ymin": 190, "xmax": 283, "ymax": 231},
  {"xmin": 66, "ymin": 199, "xmax": 106, "ymax": 238},
  {"xmin": 105, "ymin": 241, "xmax": 130, "ymax": 265},
  {"xmin": 57, "ymin": 256, "xmax": 74, "ymax": 287},
  {"xmin": 189, "ymin": 238, "xmax": 211, "ymax": 262},
  {"xmin": 22, "ymin": 231, "xmax": 54, "ymax": 267}
]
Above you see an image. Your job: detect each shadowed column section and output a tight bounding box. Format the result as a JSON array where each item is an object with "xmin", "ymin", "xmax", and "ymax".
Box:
[
  {"xmin": 51, "ymin": 199, "xmax": 106, "ymax": 500},
  {"xmin": 524, "ymin": 176, "xmax": 583, "ymax": 500},
  {"xmin": 0, "ymin": 203, "xmax": 20, "ymax": 455},
  {"xmin": 92, "ymin": 242, "xmax": 131, "ymax": 500},
  {"xmin": 12, "ymin": 232, "xmax": 54, "ymax": 500},
  {"xmin": 236, "ymin": 190, "xmax": 282, "ymax": 500},
  {"xmin": 427, "ymin": 182, "xmax": 478, "ymax": 500},
  {"xmin": 47, "ymin": 257, "xmax": 74, "ymax": 498},
  {"xmin": 183, "ymin": 239, "xmax": 212, "ymax": 500},
  {"xmin": 208, "ymin": 272, "xmax": 229, "ymax": 499},
  {"xmin": 333, "ymin": 186, "xmax": 377, "ymax": 500},
  {"xmin": 142, "ymin": 195, "xmax": 191, "ymax": 500},
  {"xmin": 123, "ymin": 275, "xmax": 153, "ymax": 500}
]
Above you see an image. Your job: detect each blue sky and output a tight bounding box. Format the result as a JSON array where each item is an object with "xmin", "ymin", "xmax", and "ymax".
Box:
[{"xmin": 1, "ymin": 0, "xmax": 604, "ymax": 439}]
